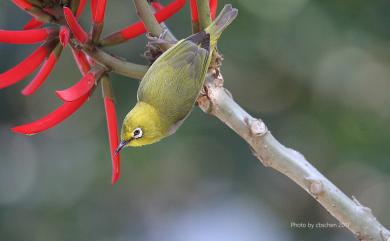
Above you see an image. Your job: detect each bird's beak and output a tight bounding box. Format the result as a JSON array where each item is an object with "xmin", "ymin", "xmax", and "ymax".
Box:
[{"xmin": 115, "ymin": 139, "xmax": 132, "ymax": 154}]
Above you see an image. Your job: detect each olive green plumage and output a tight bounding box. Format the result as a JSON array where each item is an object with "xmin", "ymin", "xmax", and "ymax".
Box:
[
  {"xmin": 117, "ymin": 5, "xmax": 238, "ymax": 150},
  {"xmin": 138, "ymin": 38, "xmax": 209, "ymax": 130}
]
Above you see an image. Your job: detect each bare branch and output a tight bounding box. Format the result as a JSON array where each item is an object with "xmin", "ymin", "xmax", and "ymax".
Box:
[
  {"xmin": 81, "ymin": 3, "xmax": 390, "ymax": 239},
  {"xmin": 197, "ymin": 72, "xmax": 390, "ymax": 241}
]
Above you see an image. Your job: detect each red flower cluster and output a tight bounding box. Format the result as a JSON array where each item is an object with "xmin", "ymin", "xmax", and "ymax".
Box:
[{"xmin": 1, "ymin": 0, "xmax": 217, "ymax": 184}]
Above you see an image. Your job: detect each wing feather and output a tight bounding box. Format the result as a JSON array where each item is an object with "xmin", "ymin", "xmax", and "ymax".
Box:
[{"xmin": 138, "ymin": 39, "xmax": 210, "ymax": 123}]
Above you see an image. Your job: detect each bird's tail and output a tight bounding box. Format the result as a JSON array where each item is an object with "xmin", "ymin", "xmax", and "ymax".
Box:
[{"xmin": 205, "ymin": 4, "xmax": 238, "ymax": 48}]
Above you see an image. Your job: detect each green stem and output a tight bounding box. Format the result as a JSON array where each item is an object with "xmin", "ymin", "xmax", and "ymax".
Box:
[
  {"xmin": 28, "ymin": 6, "xmax": 55, "ymax": 23},
  {"xmin": 91, "ymin": 23, "xmax": 104, "ymax": 44},
  {"xmin": 70, "ymin": 0, "xmax": 80, "ymax": 14},
  {"xmin": 133, "ymin": 0, "xmax": 163, "ymax": 37},
  {"xmin": 27, "ymin": 0, "xmax": 43, "ymax": 7},
  {"xmin": 101, "ymin": 75, "xmax": 114, "ymax": 99},
  {"xmin": 196, "ymin": 0, "xmax": 211, "ymax": 30},
  {"xmin": 84, "ymin": 47, "xmax": 148, "ymax": 80},
  {"xmin": 198, "ymin": 73, "xmax": 390, "ymax": 241},
  {"xmin": 191, "ymin": 21, "xmax": 200, "ymax": 34},
  {"xmin": 132, "ymin": 0, "xmax": 172, "ymax": 50}
]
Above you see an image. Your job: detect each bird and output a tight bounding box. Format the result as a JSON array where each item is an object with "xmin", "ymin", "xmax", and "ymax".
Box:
[{"xmin": 116, "ymin": 4, "xmax": 238, "ymax": 153}]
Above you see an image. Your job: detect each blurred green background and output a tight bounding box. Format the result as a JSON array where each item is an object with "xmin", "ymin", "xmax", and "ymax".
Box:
[{"xmin": 1, "ymin": 0, "xmax": 390, "ymax": 240}]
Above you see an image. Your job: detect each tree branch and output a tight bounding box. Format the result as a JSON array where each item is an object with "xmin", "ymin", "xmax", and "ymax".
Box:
[
  {"xmin": 197, "ymin": 72, "xmax": 390, "ymax": 241},
  {"xmin": 83, "ymin": 3, "xmax": 390, "ymax": 239}
]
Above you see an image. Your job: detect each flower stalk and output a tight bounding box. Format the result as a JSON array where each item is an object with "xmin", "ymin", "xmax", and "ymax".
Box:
[
  {"xmin": 22, "ymin": 43, "xmax": 63, "ymax": 96},
  {"xmin": 90, "ymin": 0, "xmax": 107, "ymax": 42},
  {"xmin": 100, "ymin": 0, "xmax": 185, "ymax": 46},
  {"xmin": 101, "ymin": 75, "xmax": 121, "ymax": 184}
]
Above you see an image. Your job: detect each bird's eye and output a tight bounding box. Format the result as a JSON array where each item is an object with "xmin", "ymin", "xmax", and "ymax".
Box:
[{"xmin": 133, "ymin": 128, "xmax": 143, "ymax": 139}]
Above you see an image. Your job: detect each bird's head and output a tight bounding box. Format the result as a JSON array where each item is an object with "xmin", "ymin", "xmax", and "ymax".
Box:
[{"xmin": 116, "ymin": 102, "xmax": 165, "ymax": 153}]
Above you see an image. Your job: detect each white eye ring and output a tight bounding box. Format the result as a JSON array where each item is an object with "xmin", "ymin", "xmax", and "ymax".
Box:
[{"xmin": 133, "ymin": 127, "xmax": 143, "ymax": 139}]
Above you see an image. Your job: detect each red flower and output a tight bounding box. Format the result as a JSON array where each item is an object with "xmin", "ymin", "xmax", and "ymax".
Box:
[
  {"xmin": 91, "ymin": 0, "xmax": 107, "ymax": 24},
  {"xmin": 0, "ymin": 45, "xmax": 51, "ymax": 89},
  {"xmin": 101, "ymin": 0, "xmax": 186, "ymax": 46},
  {"xmin": 12, "ymin": 95, "xmax": 89, "ymax": 135},
  {"xmin": 76, "ymin": 0, "xmax": 87, "ymax": 17},
  {"xmin": 71, "ymin": 48, "xmax": 91, "ymax": 75},
  {"xmin": 2, "ymin": 0, "xmax": 202, "ymax": 184},
  {"xmin": 12, "ymin": 0, "xmax": 33, "ymax": 11},
  {"xmin": 22, "ymin": 45, "xmax": 62, "ymax": 96},
  {"xmin": 23, "ymin": 18, "xmax": 44, "ymax": 30},
  {"xmin": 56, "ymin": 68, "xmax": 105, "ymax": 102},
  {"xmin": 0, "ymin": 28, "xmax": 53, "ymax": 44},
  {"xmin": 63, "ymin": 7, "xmax": 89, "ymax": 44},
  {"xmin": 59, "ymin": 27, "xmax": 70, "ymax": 47},
  {"xmin": 151, "ymin": 2, "xmax": 164, "ymax": 11},
  {"xmin": 104, "ymin": 96, "xmax": 121, "ymax": 184}
]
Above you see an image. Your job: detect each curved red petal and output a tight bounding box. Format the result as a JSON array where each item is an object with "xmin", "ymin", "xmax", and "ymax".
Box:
[
  {"xmin": 63, "ymin": 7, "xmax": 88, "ymax": 43},
  {"xmin": 12, "ymin": 0, "xmax": 33, "ymax": 11},
  {"xmin": 119, "ymin": 22, "xmax": 144, "ymax": 40},
  {"xmin": 21, "ymin": 52, "xmax": 58, "ymax": 96},
  {"xmin": 56, "ymin": 72, "xmax": 98, "ymax": 102},
  {"xmin": 151, "ymin": 2, "xmax": 164, "ymax": 11},
  {"xmin": 23, "ymin": 18, "xmax": 44, "ymax": 30},
  {"xmin": 104, "ymin": 97, "xmax": 121, "ymax": 184},
  {"xmin": 12, "ymin": 95, "xmax": 89, "ymax": 135},
  {"xmin": 71, "ymin": 48, "xmax": 91, "ymax": 75},
  {"xmin": 92, "ymin": 0, "xmax": 107, "ymax": 24},
  {"xmin": 59, "ymin": 26, "xmax": 70, "ymax": 47},
  {"xmin": 91, "ymin": 0, "xmax": 97, "ymax": 16},
  {"xmin": 123, "ymin": 0, "xmax": 185, "ymax": 39},
  {"xmin": 103, "ymin": 0, "xmax": 185, "ymax": 44},
  {"xmin": 209, "ymin": 0, "xmax": 218, "ymax": 20},
  {"xmin": 76, "ymin": 0, "xmax": 87, "ymax": 17},
  {"xmin": 0, "ymin": 28, "xmax": 50, "ymax": 44},
  {"xmin": 0, "ymin": 46, "xmax": 48, "ymax": 89},
  {"xmin": 154, "ymin": 0, "xmax": 186, "ymax": 21},
  {"xmin": 190, "ymin": 0, "xmax": 198, "ymax": 22}
]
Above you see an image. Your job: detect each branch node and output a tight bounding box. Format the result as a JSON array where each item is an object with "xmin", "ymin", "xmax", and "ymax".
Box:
[
  {"xmin": 307, "ymin": 179, "xmax": 324, "ymax": 196},
  {"xmin": 197, "ymin": 96, "xmax": 211, "ymax": 113},
  {"xmin": 250, "ymin": 119, "xmax": 268, "ymax": 136},
  {"xmin": 197, "ymin": 86, "xmax": 212, "ymax": 113},
  {"xmin": 215, "ymin": 70, "xmax": 224, "ymax": 87}
]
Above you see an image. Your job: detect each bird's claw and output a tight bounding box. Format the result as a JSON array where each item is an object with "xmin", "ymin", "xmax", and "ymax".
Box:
[{"xmin": 144, "ymin": 29, "xmax": 176, "ymax": 64}]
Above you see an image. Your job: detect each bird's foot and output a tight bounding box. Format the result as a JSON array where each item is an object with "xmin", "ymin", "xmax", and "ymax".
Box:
[{"xmin": 144, "ymin": 30, "xmax": 176, "ymax": 64}]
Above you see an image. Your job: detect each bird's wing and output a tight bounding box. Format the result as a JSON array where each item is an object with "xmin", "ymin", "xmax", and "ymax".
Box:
[{"xmin": 138, "ymin": 38, "xmax": 210, "ymax": 124}]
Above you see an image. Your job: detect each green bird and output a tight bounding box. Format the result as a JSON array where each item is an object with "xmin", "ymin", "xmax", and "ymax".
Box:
[{"xmin": 116, "ymin": 4, "xmax": 238, "ymax": 152}]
